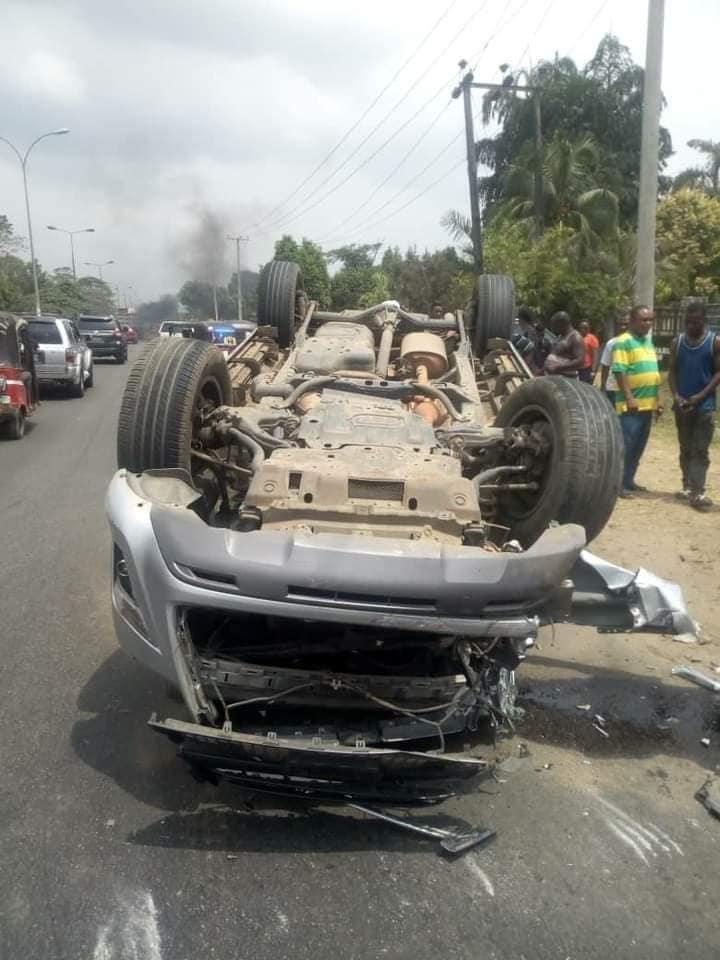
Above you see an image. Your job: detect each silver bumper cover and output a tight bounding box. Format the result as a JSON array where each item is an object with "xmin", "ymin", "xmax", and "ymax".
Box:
[{"xmin": 106, "ymin": 469, "xmax": 695, "ymax": 710}]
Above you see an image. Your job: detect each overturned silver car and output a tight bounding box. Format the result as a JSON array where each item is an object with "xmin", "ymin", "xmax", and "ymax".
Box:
[{"xmin": 107, "ymin": 263, "xmax": 694, "ymax": 803}]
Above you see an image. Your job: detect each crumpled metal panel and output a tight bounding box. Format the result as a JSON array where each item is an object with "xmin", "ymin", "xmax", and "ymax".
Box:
[{"xmin": 578, "ymin": 550, "xmax": 697, "ymax": 636}]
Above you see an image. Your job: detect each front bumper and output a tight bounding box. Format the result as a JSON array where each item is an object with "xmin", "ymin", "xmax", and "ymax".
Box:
[
  {"xmin": 107, "ymin": 469, "xmax": 589, "ymax": 692},
  {"xmin": 107, "ymin": 468, "xmax": 695, "ymax": 799}
]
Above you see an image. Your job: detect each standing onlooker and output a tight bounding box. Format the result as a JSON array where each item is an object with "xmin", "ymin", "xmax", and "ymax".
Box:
[
  {"xmin": 544, "ymin": 311, "xmax": 585, "ymax": 376},
  {"xmin": 578, "ymin": 320, "xmax": 600, "ymax": 383},
  {"xmin": 612, "ymin": 304, "xmax": 663, "ymax": 497},
  {"xmin": 531, "ymin": 317, "xmax": 555, "ymax": 374},
  {"xmin": 599, "ymin": 313, "xmax": 630, "ymax": 405},
  {"xmin": 511, "ymin": 305, "xmax": 537, "ymax": 362},
  {"xmin": 668, "ymin": 301, "xmax": 720, "ymax": 511}
]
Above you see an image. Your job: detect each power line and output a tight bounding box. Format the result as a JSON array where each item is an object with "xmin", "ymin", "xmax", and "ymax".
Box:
[
  {"xmin": 256, "ymin": 0, "xmax": 497, "ymax": 234},
  {"xmin": 321, "ymin": 0, "xmax": 532, "ymax": 243},
  {"xmin": 340, "ymin": 157, "xmax": 467, "ymax": 242},
  {"xmin": 246, "ymin": 0, "xmax": 463, "ymax": 233},
  {"xmin": 568, "ymin": 0, "xmax": 611, "ymax": 56},
  {"xmin": 280, "ymin": 0, "xmax": 523, "ymax": 242}
]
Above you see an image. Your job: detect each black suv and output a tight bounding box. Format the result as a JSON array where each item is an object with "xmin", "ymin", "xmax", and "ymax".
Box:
[{"xmin": 77, "ymin": 315, "xmax": 127, "ymax": 363}]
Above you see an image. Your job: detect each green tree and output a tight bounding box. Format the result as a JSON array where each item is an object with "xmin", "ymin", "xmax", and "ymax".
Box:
[
  {"xmin": 672, "ymin": 139, "xmax": 720, "ymax": 196},
  {"xmin": 481, "ymin": 221, "xmax": 627, "ymax": 328},
  {"xmin": 178, "ymin": 280, "xmax": 235, "ymax": 321},
  {"xmin": 135, "ymin": 295, "xmax": 178, "ymax": 336},
  {"xmin": 273, "ymin": 235, "xmax": 331, "ymax": 306},
  {"xmin": 655, "ymin": 189, "xmax": 720, "ymax": 301},
  {"xmin": 497, "ymin": 135, "xmax": 619, "ymax": 248},
  {"xmin": 478, "ymin": 35, "xmax": 672, "ymax": 225},
  {"xmin": 327, "ymin": 243, "xmax": 384, "ymax": 310}
]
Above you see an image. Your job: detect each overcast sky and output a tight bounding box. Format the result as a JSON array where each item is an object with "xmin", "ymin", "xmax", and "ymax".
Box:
[{"xmin": 0, "ymin": 0, "xmax": 716, "ymax": 303}]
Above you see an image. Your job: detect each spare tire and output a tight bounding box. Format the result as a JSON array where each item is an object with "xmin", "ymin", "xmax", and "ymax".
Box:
[
  {"xmin": 493, "ymin": 376, "xmax": 623, "ymax": 547},
  {"xmin": 257, "ymin": 260, "xmax": 306, "ymax": 348},
  {"xmin": 473, "ymin": 274, "xmax": 515, "ymax": 355},
  {"xmin": 117, "ymin": 337, "xmax": 231, "ymax": 473}
]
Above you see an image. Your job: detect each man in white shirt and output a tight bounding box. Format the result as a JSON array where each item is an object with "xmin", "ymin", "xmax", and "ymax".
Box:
[{"xmin": 599, "ymin": 313, "xmax": 630, "ymax": 404}]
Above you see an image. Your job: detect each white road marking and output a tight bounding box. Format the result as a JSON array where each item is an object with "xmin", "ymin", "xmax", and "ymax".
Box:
[
  {"xmin": 465, "ymin": 857, "xmax": 495, "ymax": 897},
  {"xmin": 594, "ymin": 795, "xmax": 684, "ymax": 864},
  {"xmin": 93, "ymin": 890, "xmax": 162, "ymax": 960},
  {"xmin": 604, "ymin": 818, "xmax": 649, "ymax": 865},
  {"xmin": 648, "ymin": 821, "xmax": 684, "ymax": 856}
]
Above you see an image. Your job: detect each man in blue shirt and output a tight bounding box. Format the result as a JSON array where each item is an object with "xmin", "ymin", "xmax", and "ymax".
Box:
[{"xmin": 668, "ymin": 302, "xmax": 720, "ymax": 511}]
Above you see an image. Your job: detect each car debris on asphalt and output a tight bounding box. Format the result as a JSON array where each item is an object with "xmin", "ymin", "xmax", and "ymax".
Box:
[
  {"xmin": 671, "ymin": 665, "xmax": 720, "ymax": 693},
  {"xmin": 695, "ymin": 777, "xmax": 720, "ymax": 820},
  {"xmin": 349, "ymin": 803, "xmax": 496, "ymax": 856}
]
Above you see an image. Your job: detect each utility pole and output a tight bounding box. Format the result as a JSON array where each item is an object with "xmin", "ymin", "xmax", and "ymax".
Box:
[
  {"xmin": 453, "ymin": 73, "xmax": 543, "ymax": 270},
  {"xmin": 227, "ymin": 234, "xmax": 249, "ymax": 323},
  {"xmin": 635, "ymin": 0, "xmax": 665, "ymax": 307},
  {"xmin": 212, "ymin": 286, "xmax": 219, "ymax": 325},
  {"xmin": 455, "ymin": 73, "xmax": 483, "ymax": 273}
]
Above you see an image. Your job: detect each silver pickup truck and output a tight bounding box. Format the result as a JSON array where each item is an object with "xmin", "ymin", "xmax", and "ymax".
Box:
[{"xmin": 106, "ymin": 263, "xmax": 694, "ymax": 804}]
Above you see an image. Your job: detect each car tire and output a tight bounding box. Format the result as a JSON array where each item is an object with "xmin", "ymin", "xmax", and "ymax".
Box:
[
  {"xmin": 117, "ymin": 350, "xmax": 127, "ymax": 364},
  {"xmin": 7, "ymin": 410, "xmax": 26, "ymax": 440},
  {"xmin": 493, "ymin": 376, "xmax": 623, "ymax": 547},
  {"xmin": 117, "ymin": 337, "xmax": 232, "ymax": 472},
  {"xmin": 472, "ymin": 274, "xmax": 515, "ymax": 355},
  {"xmin": 257, "ymin": 260, "xmax": 306, "ymax": 348},
  {"xmin": 86, "ymin": 364, "xmax": 94, "ymax": 388},
  {"xmin": 70, "ymin": 374, "xmax": 85, "ymax": 398}
]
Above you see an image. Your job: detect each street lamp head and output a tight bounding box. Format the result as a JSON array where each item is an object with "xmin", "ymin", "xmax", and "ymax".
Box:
[
  {"xmin": 85, "ymin": 228, "xmax": 95, "ymax": 233},
  {"xmin": 106, "ymin": 259, "xmax": 115, "ymax": 265},
  {"xmin": 47, "ymin": 225, "xmax": 58, "ymax": 231},
  {"xmin": 52, "ymin": 128, "xmax": 70, "ymax": 136}
]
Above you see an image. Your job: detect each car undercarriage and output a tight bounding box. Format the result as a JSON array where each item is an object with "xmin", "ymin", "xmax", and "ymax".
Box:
[{"xmin": 107, "ymin": 264, "xmax": 695, "ymax": 804}]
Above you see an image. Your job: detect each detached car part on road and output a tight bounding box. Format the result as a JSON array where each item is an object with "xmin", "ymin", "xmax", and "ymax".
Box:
[{"xmin": 107, "ymin": 262, "xmax": 695, "ymax": 804}]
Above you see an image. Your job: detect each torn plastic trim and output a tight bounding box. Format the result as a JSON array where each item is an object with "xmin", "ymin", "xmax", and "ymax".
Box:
[
  {"xmin": 563, "ymin": 550, "xmax": 697, "ymax": 637},
  {"xmin": 149, "ymin": 715, "xmax": 488, "ymax": 803}
]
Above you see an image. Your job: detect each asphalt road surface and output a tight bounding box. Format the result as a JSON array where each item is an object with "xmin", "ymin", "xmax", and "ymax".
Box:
[{"xmin": 1, "ymin": 347, "xmax": 718, "ymax": 960}]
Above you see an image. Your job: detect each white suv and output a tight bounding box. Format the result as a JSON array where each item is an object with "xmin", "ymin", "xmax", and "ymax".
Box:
[{"xmin": 26, "ymin": 317, "xmax": 94, "ymax": 397}]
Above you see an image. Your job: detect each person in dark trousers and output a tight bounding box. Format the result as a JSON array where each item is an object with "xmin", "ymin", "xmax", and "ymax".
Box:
[
  {"xmin": 544, "ymin": 311, "xmax": 584, "ymax": 376},
  {"xmin": 531, "ymin": 317, "xmax": 555, "ymax": 374},
  {"xmin": 511, "ymin": 305, "xmax": 536, "ymax": 361},
  {"xmin": 578, "ymin": 320, "xmax": 600, "ymax": 383},
  {"xmin": 599, "ymin": 313, "xmax": 630, "ymax": 406},
  {"xmin": 668, "ymin": 302, "xmax": 720, "ymax": 511},
  {"xmin": 613, "ymin": 305, "xmax": 663, "ymax": 497}
]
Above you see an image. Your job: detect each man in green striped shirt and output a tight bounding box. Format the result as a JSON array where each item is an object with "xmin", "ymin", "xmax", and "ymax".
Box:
[{"xmin": 612, "ymin": 305, "xmax": 663, "ymax": 496}]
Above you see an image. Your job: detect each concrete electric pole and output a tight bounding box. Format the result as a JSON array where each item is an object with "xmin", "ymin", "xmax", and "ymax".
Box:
[
  {"xmin": 635, "ymin": 0, "xmax": 665, "ymax": 307},
  {"xmin": 453, "ymin": 71, "xmax": 543, "ymax": 272},
  {"xmin": 227, "ymin": 235, "xmax": 249, "ymax": 324}
]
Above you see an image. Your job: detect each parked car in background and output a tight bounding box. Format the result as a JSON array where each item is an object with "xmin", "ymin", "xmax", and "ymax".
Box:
[
  {"xmin": 209, "ymin": 321, "xmax": 256, "ymax": 354},
  {"xmin": 122, "ymin": 324, "xmax": 138, "ymax": 344},
  {"xmin": 26, "ymin": 316, "xmax": 93, "ymax": 397},
  {"xmin": 77, "ymin": 315, "xmax": 127, "ymax": 363},
  {"xmin": 0, "ymin": 313, "xmax": 40, "ymax": 438},
  {"xmin": 159, "ymin": 320, "xmax": 212, "ymax": 341}
]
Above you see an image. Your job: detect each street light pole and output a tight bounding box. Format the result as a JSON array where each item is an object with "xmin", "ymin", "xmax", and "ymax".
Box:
[
  {"xmin": 46, "ymin": 226, "xmax": 95, "ymax": 279},
  {"xmin": 227, "ymin": 234, "xmax": 249, "ymax": 324},
  {"xmin": 0, "ymin": 128, "xmax": 70, "ymax": 315},
  {"xmin": 84, "ymin": 259, "xmax": 114, "ymax": 281}
]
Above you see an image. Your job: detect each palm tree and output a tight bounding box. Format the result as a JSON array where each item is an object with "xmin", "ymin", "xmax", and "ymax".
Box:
[
  {"xmin": 672, "ymin": 139, "xmax": 720, "ymax": 195},
  {"xmin": 497, "ymin": 135, "xmax": 619, "ymax": 248}
]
